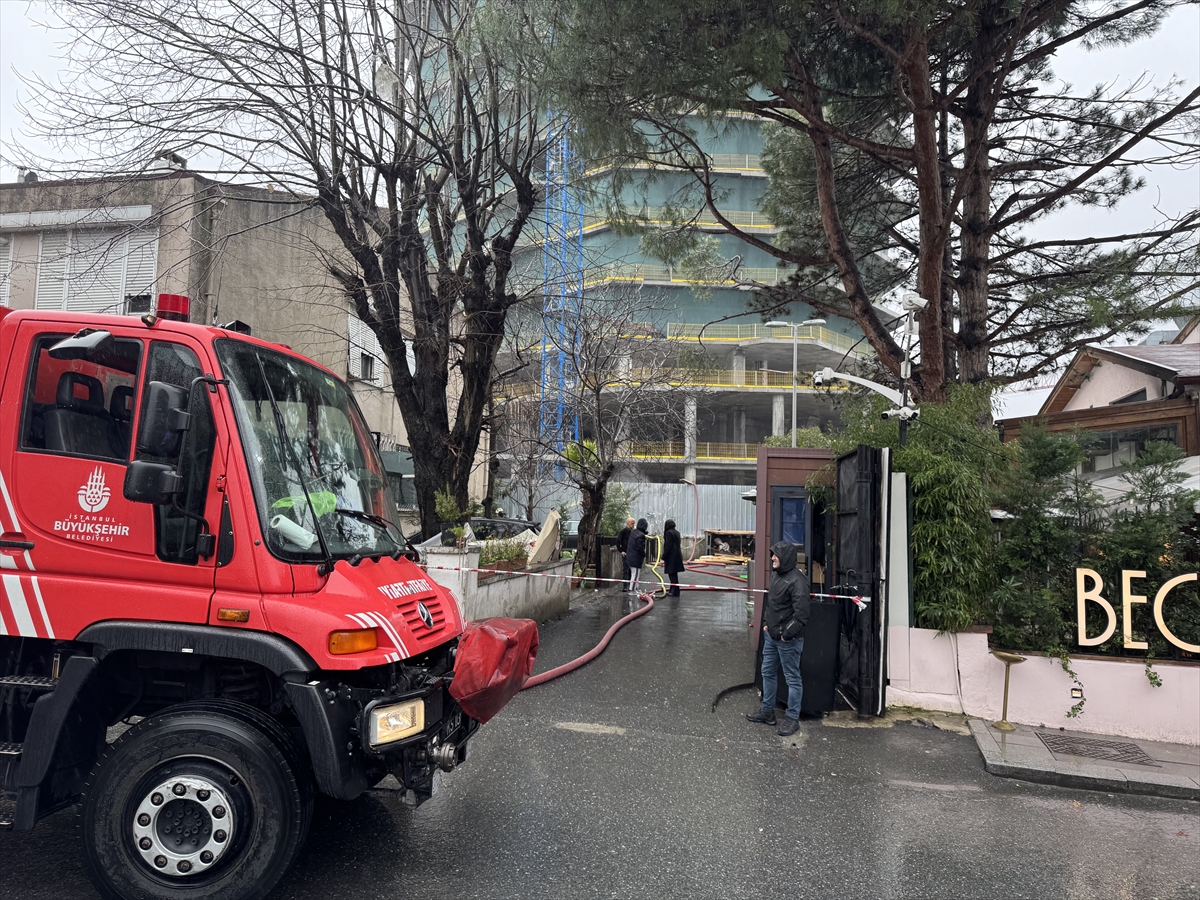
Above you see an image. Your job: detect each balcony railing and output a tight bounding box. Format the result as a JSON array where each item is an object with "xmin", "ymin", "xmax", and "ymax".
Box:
[
  {"xmin": 628, "ymin": 441, "xmax": 759, "ymax": 461},
  {"xmin": 667, "ymin": 322, "xmax": 869, "ymax": 356},
  {"xmin": 583, "ymin": 207, "xmax": 776, "ymax": 232},
  {"xmin": 583, "ymin": 261, "xmax": 789, "ymax": 287},
  {"xmin": 627, "ymin": 368, "xmax": 852, "ymax": 390},
  {"xmin": 584, "ymin": 153, "xmax": 763, "ymax": 176},
  {"xmin": 494, "ymin": 368, "xmax": 849, "ymax": 400}
]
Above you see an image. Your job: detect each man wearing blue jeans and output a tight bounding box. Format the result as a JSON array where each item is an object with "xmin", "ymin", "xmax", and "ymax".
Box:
[{"xmin": 747, "ymin": 541, "xmax": 810, "ymax": 736}]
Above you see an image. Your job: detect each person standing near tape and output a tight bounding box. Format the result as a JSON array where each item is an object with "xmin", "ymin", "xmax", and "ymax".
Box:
[
  {"xmin": 661, "ymin": 519, "xmax": 684, "ymax": 597},
  {"xmin": 625, "ymin": 518, "xmax": 649, "ymax": 593},
  {"xmin": 747, "ymin": 541, "xmax": 810, "ymax": 736},
  {"xmin": 617, "ymin": 517, "xmax": 635, "ymax": 591}
]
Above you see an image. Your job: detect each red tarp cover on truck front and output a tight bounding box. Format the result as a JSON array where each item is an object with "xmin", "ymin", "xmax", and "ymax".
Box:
[{"xmin": 448, "ymin": 618, "xmax": 539, "ymax": 723}]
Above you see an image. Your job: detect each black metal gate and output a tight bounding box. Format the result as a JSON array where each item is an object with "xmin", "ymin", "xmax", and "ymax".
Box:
[{"xmin": 833, "ymin": 445, "xmax": 886, "ymax": 717}]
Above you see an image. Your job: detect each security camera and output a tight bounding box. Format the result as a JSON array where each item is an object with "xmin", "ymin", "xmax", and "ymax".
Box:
[
  {"xmin": 881, "ymin": 406, "xmax": 920, "ymax": 422},
  {"xmin": 813, "ymin": 367, "xmax": 835, "ymax": 385},
  {"xmin": 900, "ymin": 291, "xmax": 929, "ymax": 312}
]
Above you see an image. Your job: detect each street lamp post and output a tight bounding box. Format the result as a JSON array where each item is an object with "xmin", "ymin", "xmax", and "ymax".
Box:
[{"xmin": 766, "ymin": 318, "xmax": 826, "ymax": 447}]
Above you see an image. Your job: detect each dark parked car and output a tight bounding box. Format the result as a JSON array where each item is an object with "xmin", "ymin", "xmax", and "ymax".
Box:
[
  {"xmin": 563, "ymin": 520, "xmax": 580, "ymax": 551},
  {"xmin": 441, "ymin": 517, "xmax": 540, "ymax": 545}
]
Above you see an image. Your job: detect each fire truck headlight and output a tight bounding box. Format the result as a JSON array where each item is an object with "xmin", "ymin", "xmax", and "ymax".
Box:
[{"xmin": 370, "ymin": 699, "xmax": 425, "ymax": 746}]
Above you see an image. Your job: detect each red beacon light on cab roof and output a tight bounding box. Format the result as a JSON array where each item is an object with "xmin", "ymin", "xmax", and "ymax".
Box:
[{"xmin": 155, "ymin": 292, "xmax": 191, "ymax": 322}]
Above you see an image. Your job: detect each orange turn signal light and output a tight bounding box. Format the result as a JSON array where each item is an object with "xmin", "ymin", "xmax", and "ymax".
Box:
[
  {"xmin": 329, "ymin": 629, "xmax": 378, "ymax": 655},
  {"xmin": 217, "ymin": 608, "xmax": 251, "ymax": 623}
]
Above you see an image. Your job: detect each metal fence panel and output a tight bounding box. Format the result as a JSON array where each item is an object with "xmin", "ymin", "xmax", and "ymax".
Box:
[{"xmin": 506, "ymin": 481, "xmax": 755, "ymax": 537}]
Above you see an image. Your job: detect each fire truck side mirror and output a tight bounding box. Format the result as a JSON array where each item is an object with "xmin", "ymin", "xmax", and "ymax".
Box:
[
  {"xmin": 123, "ymin": 461, "xmax": 182, "ymax": 505},
  {"xmin": 48, "ymin": 328, "xmax": 113, "ymax": 360},
  {"xmin": 137, "ymin": 381, "xmax": 191, "ymax": 458}
]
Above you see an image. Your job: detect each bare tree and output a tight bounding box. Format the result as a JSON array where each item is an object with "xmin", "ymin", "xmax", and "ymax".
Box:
[
  {"xmin": 514, "ymin": 290, "xmax": 698, "ymax": 577},
  {"xmin": 492, "ymin": 393, "xmax": 564, "ymax": 523},
  {"xmin": 22, "ymin": 0, "xmax": 551, "ymax": 533}
]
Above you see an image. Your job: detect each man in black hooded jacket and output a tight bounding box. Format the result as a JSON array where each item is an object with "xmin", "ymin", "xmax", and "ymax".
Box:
[{"xmin": 747, "ymin": 541, "xmax": 810, "ymax": 736}]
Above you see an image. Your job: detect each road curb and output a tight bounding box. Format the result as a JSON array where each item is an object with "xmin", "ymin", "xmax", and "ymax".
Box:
[{"xmin": 968, "ymin": 719, "xmax": 1200, "ymax": 801}]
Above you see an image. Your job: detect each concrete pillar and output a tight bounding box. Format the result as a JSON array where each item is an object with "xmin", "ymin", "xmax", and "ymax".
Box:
[
  {"xmin": 683, "ymin": 464, "xmax": 697, "ymax": 484},
  {"xmin": 732, "ymin": 346, "xmax": 746, "ymax": 386},
  {"xmin": 772, "ymin": 394, "xmax": 786, "ymax": 437},
  {"xmin": 618, "ymin": 352, "xmax": 633, "ymax": 379},
  {"xmin": 684, "ymin": 396, "xmax": 697, "ymax": 463},
  {"xmin": 732, "ymin": 405, "xmax": 746, "ymax": 444}
]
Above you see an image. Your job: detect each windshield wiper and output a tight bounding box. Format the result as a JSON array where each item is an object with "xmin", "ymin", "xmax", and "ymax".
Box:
[
  {"xmin": 334, "ymin": 507, "xmax": 400, "ymax": 540},
  {"xmin": 254, "ymin": 352, "xmax": 335, "ymax": 575}
]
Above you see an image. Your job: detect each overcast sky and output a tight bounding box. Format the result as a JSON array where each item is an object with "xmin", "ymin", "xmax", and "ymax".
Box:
[{"xmin": 1, "ymin": 0, "xmax": 1197, "ymax": 238}]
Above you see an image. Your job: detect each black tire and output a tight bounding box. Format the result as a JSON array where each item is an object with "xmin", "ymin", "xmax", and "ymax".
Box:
[
  {"xmin": 165, "ymin": 699, "xmax": 314, "ymax": 865},
  {"xmin": 80, "ymin": 701, "xmax": 311, "ymax": 900}
]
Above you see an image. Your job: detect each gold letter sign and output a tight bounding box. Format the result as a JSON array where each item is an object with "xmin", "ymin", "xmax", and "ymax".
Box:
[
  {"xmin": 1076, "ymin": 568, "xmax": 1116, "ymax": 647},
  {"xmin": 1154, "ymin": 573, "xmax": 1200, "ymax": 654},
  {"xmin": 1076, "ymin": 568, "xmax": 1199, "ymax": 652}
]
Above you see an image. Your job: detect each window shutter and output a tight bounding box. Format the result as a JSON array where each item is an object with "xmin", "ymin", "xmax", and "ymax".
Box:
[
  {"xmin": 35, "ymin": 231, "xmax": 70, "ymax": 310},
  {"xmin": 348, "ymin": 313, "xmax": 385, "ymax": 385},
  {"xmin": 67, "ymin": 229, "xmax": 124, "ymax": 313},
  {"xmin": 0, "ymin": 237, "xmax": 11, "ymax": 306},
  {"xmin": 123, "ymin": 228, "xmax": 159, "ymax": 311}
]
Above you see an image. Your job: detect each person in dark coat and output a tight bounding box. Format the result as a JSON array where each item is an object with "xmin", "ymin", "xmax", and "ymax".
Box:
[
  {"xmin": 617, "ymin": 517, "xmax": 635, "ymax": 591},
  {"xmin": 661, "ymin": 519, "xmax": 685, "ymax": 597},
  {"xmin": 746, "ymin": 541, "xmax": 810, "ymax": 736},
  {"xmin": 625, "ymin": 518, "xmax": 648, "ymax": 593}
]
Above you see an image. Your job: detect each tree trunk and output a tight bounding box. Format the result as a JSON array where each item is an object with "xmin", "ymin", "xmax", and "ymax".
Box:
[
  {"xmin": 577, "ymin": 483, "xmax": 606, "ymax": 579},
  {"xmin": 958, "ymin": 16, "xmax": 1002, "ymax": 387},
  {"xmin": 901, "ymin": 33, "xmax": 948, "ymax": 402}
]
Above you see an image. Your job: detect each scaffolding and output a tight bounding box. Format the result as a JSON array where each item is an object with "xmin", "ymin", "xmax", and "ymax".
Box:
[{"xmin": 539, "ymin": 113, "xmax": 583, "ymax": 454}]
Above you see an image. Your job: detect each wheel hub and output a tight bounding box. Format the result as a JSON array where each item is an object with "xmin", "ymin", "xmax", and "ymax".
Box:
[{"xmin": 132, "ymin": 775, "xmax": 235, "ymax": 877}]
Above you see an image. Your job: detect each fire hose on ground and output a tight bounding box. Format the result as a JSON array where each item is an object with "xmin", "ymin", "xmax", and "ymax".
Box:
[
  {"xmin": 522, "ymin": 591, "xmax": 656, "ymax": 689},
  {"xmin": 420, "ymin": 561, "xmax": 868, "ymax": 695}
]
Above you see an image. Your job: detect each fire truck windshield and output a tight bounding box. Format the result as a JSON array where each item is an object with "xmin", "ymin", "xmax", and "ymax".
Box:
[{"xmin": 215, "ymin": 339, "xmax": 403, "ymax": 563}]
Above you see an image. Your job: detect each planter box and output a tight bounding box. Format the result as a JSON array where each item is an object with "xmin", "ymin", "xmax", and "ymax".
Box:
[
  {"xmin": 888, "ymin": 626, "xmax": 1200, "ymax": 746},
  {"xmin": 423, "ymin": 546, "xmax": 572, "ymax": 623}
]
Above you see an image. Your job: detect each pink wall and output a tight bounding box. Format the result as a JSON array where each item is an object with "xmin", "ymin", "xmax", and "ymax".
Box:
[{"xmin": 887, "ymin": 627, "xmax": 1200, "ymax": 745}]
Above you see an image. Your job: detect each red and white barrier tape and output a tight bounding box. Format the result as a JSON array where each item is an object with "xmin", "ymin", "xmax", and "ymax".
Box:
[{"xmin": 418, "ymin": 562, "xmax": 869, "ymax": 603}]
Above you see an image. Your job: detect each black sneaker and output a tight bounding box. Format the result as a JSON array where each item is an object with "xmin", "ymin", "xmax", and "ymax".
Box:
[
  {"xmin": 776, "ymin": 717, "xmax": 800, "ymax": 736},
  {"xmin": 746, "ymin": 710, "xmax": 776, "ymax": 725}
]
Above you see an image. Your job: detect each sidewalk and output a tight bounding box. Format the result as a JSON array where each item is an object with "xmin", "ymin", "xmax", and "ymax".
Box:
[{"xmin": 969, "ymin": 719, "xmax": 1200, "ymax": 800}]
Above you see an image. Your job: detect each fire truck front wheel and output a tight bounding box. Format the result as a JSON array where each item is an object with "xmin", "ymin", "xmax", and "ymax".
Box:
[{"xmin": 80, "ymin": 704, "xmax": 311, "ymax": 900}]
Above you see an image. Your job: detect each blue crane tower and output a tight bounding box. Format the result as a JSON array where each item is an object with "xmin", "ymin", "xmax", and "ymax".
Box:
[{"xmin": 540, "ymin": 114, "xmax": 584, "ymax": 455}]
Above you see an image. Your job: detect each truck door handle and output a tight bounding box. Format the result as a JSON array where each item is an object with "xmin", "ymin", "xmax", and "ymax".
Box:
[{"xmin": 0, "ymin": 536, "xmax": 35, "ymax": 551}]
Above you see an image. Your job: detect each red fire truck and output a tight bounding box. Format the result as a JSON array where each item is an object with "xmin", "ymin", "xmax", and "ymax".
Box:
[{"xmin": 0, "ymin": 300, "xmax": 488, "ymax": 899}]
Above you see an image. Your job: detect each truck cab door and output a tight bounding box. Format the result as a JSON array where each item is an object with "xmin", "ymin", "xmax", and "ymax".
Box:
[{"xmin": 0, "ymin": 323, "xmax": 226, "ymax": 639}]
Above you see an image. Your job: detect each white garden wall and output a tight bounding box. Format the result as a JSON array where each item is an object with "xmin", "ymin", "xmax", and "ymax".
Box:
[
  {"xmin": 888, "ymin": 626, "xmax": 1200, "ymax": 745},
  {"xmin": 423, "ymin": 547, "xmax": 572, "ymax": 623}
]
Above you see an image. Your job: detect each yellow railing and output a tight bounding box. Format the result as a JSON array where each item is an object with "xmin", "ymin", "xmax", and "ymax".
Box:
[
  {"xmin": 584, "ymin": 153, "xmax": 763, "ymax": 176},
  {"xmin": 583, "ymin": 206, "xmax": 776, "ymax": 232},
  {"xmin": 626, "ymin": 368, "xmax": 850, "ymax": 390},
  {"xmin": 493, "ymin": 368, "xmax": 848, "ymax": 402},
  {"xmin": 667, "ymin": 322, "xmax": 869, "ymax": 357},
  {"xmin": 516, "ymin": 206, "xmax": 778, "ymax": 248},
  {"xmin": 583, "ymin": 262, "xmax": 789, "ymax": 287},
  {"xmin": 502, "ymin": 323, "xmax": 870, "ymax": 365},
  {"xmin": 628, "ymin": 441, "xmax": 759, "ymax": 461}
]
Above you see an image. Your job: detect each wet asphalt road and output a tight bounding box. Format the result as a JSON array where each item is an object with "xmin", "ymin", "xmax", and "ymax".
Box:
[{"xmin": 2, "ymin": 578, "xmax": 1198, "ymax": 900}]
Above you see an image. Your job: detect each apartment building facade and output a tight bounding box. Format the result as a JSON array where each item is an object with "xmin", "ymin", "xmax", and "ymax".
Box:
[
  {"xmin": 501, "ymin": 115, "xmax": 896, "ymax": 490},
  {"xmin": 0, "ymin": 166, "xmax": 439, "ymax": 512}
]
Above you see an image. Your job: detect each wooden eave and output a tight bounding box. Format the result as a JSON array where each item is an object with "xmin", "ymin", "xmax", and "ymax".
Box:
[{"xmin": 1041, "ymin": 346, "xmax": 1181, "ymax": 415}]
